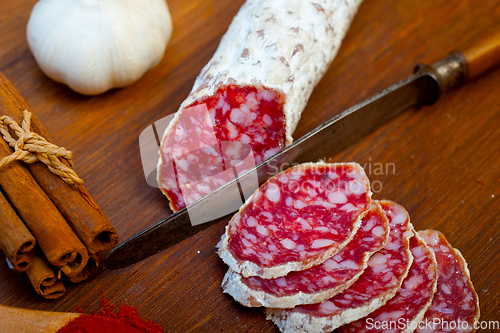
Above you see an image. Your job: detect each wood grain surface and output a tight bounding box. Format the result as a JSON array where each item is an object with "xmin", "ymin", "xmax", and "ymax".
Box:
[{"xmin": 1, "ymin": 0, "xmax": 500, "ymax": 332}]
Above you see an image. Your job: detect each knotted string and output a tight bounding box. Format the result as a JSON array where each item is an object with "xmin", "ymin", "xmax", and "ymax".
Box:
[{"xmin": 0, "ymin": 110, "xmax": 83, "ymax": 185}]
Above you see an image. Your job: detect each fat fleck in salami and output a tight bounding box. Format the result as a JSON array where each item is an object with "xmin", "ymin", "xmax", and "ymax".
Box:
[
  {"xmin": 157, "ymin": 0, "xmax": 364, "ymax": 211},
  {"xmin": 415, "ymin": 230, "xmax": 480, "ymax": 333},
  {"xmin": 218, "ymin": 162, "xmax": 372, "ymax": 279},
  {"xmin": 265, "ymin": 200, "xmax": 413, "ymax": 333},
  {"xmin": 221, "ymin": 201, "xmax": 389, "ymax": 308},
  {"xmin": 339, "ymin": 232, "xmax": 438, "ymax": 333}
]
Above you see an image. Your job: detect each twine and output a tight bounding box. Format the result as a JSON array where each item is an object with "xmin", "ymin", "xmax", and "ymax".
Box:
[{"xmin": 0, "ymin": 110, "xmax": 83, "ymax": 186}]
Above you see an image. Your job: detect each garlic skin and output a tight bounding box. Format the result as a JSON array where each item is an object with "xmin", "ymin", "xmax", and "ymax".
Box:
[{"xmin": 26, "ymin": 0, "xmax": 173, "ymax": 95}]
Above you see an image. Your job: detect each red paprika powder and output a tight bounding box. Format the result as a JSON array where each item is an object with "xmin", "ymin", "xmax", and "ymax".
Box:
[
  {"xmin": 56, "ymin": 299, "xmax": 164, "ymax": 333},
  {"xmin": 56, "ymin": 315, "xmax": 142, "ymax": 333}
]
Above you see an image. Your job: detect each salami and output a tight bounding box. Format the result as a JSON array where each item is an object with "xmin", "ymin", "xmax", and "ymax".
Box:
[
  {"xmin": 221, "ymin": 201, "xmax": 389, "ymax": 308},
  {"xmin": 157, "ymin": 0, "xmax": 364, "ymax": 211},
  {"xmin": 265, "ymin": 200, "xmax": 413, "ymax": 333},
  {"xmin": 217, "ymin": 162, "xmax": 372, "ymax": 279},
  {"xmin": 339, "ymin": 232, "xmax": 438, "ymax": 333},
  {"xmin": 415, "ymin": 230, "xmax": 480, "ymax": 333}
]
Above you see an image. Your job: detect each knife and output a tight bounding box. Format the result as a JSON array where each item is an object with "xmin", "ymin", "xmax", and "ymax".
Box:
[{"xmin": 105, "ymin": 31, "xmax": 500, "ymax": 270}]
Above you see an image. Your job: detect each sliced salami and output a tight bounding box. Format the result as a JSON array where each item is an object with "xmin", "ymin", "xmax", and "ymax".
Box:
[
  {"xmin": 339, "ymin": 231, "xmax": 438, "ymax": 333},
  {"xmin": 157, "ymin": 0, "xmax": 364, "ymax": 211},
  {"xmin": 221, "ymin": 201, "xmax": 389, "ymax": 308},
  {"xmin": 217, "ymin": 162, "xmax": 372, "ymax": 279},
  {"xmin": 415, "ymin": 230, "xmax": 480, "ymax": 333},
  {"xmin": 265, "ymin": 200, "xmax": 413, "ymax": 333}
]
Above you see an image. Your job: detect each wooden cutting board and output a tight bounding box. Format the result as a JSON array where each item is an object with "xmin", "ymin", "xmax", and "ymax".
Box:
[{"xmin": 1, "ymin": 0, "xmax": 499, "ymax": 331}]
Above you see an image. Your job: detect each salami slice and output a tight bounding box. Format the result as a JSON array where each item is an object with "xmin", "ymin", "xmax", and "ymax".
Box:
[
  {"xmin": 157, "ymin": 0, "xmax": 364, "ymax": 211},
  {"xmin": 414, "ymin": 230, "xmax": 480, "ymax": 333},
  {"xmin": 217, "ymin": 162, "xmax": 372, "ymax": 279},
  {"xmin": 265, "ymin": 200, "xmax": 413, "ymax": 333},
  {"xmin": 339, "ymin": 232, "xmax": 438, "ymax": 333},
  {"xmin": 221, "ymin": 201, "xmax": 389, "ymax": 308}
]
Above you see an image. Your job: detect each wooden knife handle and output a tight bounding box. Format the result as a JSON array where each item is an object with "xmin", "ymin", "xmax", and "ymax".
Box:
[
  {"xmin": 460, "ymin": 30, "xmax": 500, "ymax": 80},
  {"xmin": 423, "ymin": 30, "xmax": 500, "ymax": 95}
]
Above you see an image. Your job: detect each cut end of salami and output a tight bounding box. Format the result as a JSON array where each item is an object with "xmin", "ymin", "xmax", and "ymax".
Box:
[
  {"xmin": 415, "ymin": 230, "xmax": 480, "ymax": 333},
  {"xmin": 218, "ymin": 162, "xmax": 372, "ymax": 279},
  {"xmin": 190, "ymin": 85, "xmax": 287, "ymax": 163},
  {"xmin": 157, "ymin": 85, "xmax": 286, "ymax": 211}
]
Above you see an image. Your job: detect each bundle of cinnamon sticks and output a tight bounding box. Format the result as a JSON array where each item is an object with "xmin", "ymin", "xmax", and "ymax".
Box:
[{"xmin": 0, "ymin": 72, "xmax": 118, "ymax": 299}]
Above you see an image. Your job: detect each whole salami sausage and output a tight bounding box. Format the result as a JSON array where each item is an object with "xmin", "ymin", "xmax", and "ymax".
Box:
[
  {"xmin": 265, "ymin": 200, "xmax": 414, "ymax": 333},
  {"xmin": 415, "ymin": 230, "xmax": 480, "ymax": 333},
  {"xmin": 339, "ymin": 232, "xmax": 438, "ymax": 333},
  {"xmin": 157, "ymin": 0, "xmax": 364, "ymax": 211},
  {"xmin": 218, "ymin": 162, "xmax": 372, "ymax": 279},
  {"xmin": 221, "ymin": 201, "xmax": 389, "ymax": 308}
]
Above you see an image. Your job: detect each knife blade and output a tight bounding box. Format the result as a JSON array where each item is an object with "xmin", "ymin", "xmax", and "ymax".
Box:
[{"xmin": 105, "ymin": 31, "xmax": 500, "ymax": 270}]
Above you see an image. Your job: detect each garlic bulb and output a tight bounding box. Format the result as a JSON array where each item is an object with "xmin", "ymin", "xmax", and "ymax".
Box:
[{"xmin": 26, "ymin": 0, "xmax": 173, "ymax": 95}]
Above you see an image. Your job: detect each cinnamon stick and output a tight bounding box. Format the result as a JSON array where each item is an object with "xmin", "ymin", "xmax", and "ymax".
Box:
[
  {"xmin": 0, "ymin": 305, "xmax": 79, "ymax": 332},
  {"xmin": 0, "ymin": 189, "xmax": 36, "ymax": 272},
  {"xmin": 25, "ymin": 248, "xmax": 66, "ymax": 299},
  {"xmin": 0, "ymin": 72, "xmax": 118, "ymax": 253},
  {"xmin": 0, "ymin": 138, "xmax": 88, "ymax": 273},
  {"xmin": 66, "ymin": 252, "xmax": 101, "ymax": 284}
]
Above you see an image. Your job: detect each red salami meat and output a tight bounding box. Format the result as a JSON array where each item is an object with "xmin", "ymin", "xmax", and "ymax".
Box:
[
  {"xmin": 157, "ymin": 91, "xmax": 285, "ymax": 211},
  {"xmin": 339, "ymin": 232, "xmax": 438, "ymax": 333},
  {"xmin": 222, "ymin": 201, "xmax": 389, "ymax": 308},
  {"xmin": 265, "ymin": 200, "xmax": 413, "ymax": 333},
  {"xmin": 415, "ymin": 230, "xmax": 480, "ymax": 333},
  {"xmin": 218, "ymin": 162, "xmax": 372, "ymax": 279},
  {"xmin": 156, "ymin": 0, "xmax": 364, "ymax": 211}
]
